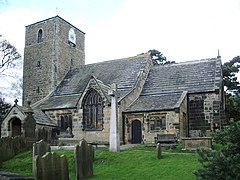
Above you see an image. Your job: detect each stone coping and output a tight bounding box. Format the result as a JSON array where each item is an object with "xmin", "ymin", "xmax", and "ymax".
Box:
[
  {"xmin": 0, "ymin": 171, "xmax": 34, "ymax": 180},
  {"xmin": 181, "ymin": 137, "xmax": 212, "ymax": 140}
]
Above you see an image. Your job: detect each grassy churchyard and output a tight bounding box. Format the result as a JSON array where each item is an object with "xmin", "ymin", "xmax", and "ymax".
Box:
[{"xmin": 1, "ymin": 144, "xmax": 201, "ymax": 180}]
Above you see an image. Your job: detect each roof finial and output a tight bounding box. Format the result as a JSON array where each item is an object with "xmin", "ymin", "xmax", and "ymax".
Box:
[{"xmin": 217, "ymin": 49, "xmax": 221, "ymax": 59}]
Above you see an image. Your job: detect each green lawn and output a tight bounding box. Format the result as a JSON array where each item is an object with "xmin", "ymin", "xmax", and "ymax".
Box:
[{"xmin": 1, "ymin": 145, "xmax": 201, "ymax": 180}]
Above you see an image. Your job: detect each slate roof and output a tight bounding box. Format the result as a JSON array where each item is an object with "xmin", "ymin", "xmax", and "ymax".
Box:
[
  {"xmin": 35, "ymin": 94, "xmax": 79, "ymax": 110},
  {"xmin": 35, "ymin": 56, "xmax": 222, "ymax": 114},
  {"xmin": 125, "ymin": 58, "xmax": 221, "ymax": 112},
  {"xmin": 20, "ymin": 105, "xmax": 56, "ymax": 126},
  {"xmin": 32, "ymin": 109, "xmax": 57, "ymax": 126},
  {"xmin": 125, "ymin": 91, "xmax": 187, "ymax": 112},
  {"xmin": 54, "ymin": 54, "xmax": 148, "ymax": 96},
  {"xmin": 142, "ymin": 58, "xmax": 221, "ymax": 95},
  {"xmin": 4, "ymin": 104, "xmax": 56, "ymax": 127},
  {"xmin": 37, "ymin": 54, "xmax": 149, "ymax": 110}
]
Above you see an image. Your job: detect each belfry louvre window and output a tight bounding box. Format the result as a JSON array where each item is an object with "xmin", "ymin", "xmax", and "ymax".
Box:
[
  {"xmin": 150, "ymin": 116, "xmax": 166, "ymax": 131},
  {"xmin": 82, "ymin": 89, "xmax": 103, "ymax": 130}
]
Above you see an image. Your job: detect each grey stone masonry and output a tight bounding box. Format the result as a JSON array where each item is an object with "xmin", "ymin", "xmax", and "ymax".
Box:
[{"xmin": 23, "ymin": 16, "xmax": 85, "ymax": 106}]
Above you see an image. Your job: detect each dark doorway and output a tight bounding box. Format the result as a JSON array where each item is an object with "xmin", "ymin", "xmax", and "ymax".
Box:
[
  {"xmin": 11, "ymin": 118, "xmax": 21, "ymax": 137},
  {"xmin": 132, "ymin": 120, "xmax": 142, "ymax": 144}
]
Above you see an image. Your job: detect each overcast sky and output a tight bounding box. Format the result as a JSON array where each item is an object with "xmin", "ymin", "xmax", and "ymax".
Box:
[{"xmin": 1, "ymin": 0, "xmax": 240, "ymax": 64}]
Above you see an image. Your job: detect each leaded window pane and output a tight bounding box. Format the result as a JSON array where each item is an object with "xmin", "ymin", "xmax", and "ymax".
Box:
[{"xmin": 83, "ymin": 89, "xmax": 103, "ymax": 130}]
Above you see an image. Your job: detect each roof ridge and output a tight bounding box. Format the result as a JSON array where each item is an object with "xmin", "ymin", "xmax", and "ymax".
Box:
[{"xmin": 153, "ymin": 58, "xmax": 218, "ymax": 68}]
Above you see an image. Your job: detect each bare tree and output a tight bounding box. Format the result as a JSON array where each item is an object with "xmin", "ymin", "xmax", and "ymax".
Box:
[{"xmin": 0, "ymin": 35, "xmax": 21, "ymax": 74}]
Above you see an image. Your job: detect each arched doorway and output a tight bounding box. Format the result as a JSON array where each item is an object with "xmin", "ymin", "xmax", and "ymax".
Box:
[
  {"xmin": 11, "ymin": 118, "xmax": 21, "ymax": 137},
  {"xmin": 131, "ymin": 120, "xmax": 142, "ymax": 144}
]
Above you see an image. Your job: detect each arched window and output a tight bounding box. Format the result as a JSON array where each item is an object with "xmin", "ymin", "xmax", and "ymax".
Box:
[
  {"xmin": 37, "ymin": 29, "xmax": 43, "ymax": 43},
  {"xmin": 82, "ymin": 89, "xmax": 103, "ymax": 130}
]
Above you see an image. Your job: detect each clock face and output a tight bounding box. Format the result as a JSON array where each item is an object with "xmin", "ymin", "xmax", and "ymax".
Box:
[{"xmin": 68, "ymin": 28, "xmax": 76, "ymax": 45}]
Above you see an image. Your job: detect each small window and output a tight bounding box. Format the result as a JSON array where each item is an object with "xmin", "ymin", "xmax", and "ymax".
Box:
[
  {"xmin": 71, "ymin": 59, "xmax": 73, "ymax": 66},
  {"xmin": 150, "ymin": 116, "xmax": 166, "ymax": 131},
  {"xmin": 37, "ymin": 60, "xmax": 41, "ymax": 67},
  {"xmin": 37, "ymin": 29, "xmax": 43, "ymax": 43},
  {"xmin": 37, "ymin": 86, "xmax": 40, "ymax": 94}
]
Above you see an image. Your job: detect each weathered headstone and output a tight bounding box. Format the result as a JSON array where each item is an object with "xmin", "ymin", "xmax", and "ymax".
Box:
[
  {"xmin": 75, "ymin": 139, "xmax": 94, "ymax": 180},
  {"xmin": 33, "ymin": 139, "xmax": 51, "ymax": 157},
  {"xmin": 156, "ymin": 143, "xmax": 162, "ymax": 159},
  {"xmin": 33, "ymin": 152, "xmax": 69, "ymax": 180},
  {"xmin": 108, "ymin": 83, "xmax": 120, "ymax": 152},
  {"xmin": 32, "ymin": 139, "xmax": 51, "ymax": 177}
]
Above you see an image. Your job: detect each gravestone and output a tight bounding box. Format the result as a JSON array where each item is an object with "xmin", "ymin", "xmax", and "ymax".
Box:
[
  {"xmin": 75, "ymin": 139, "xmax": 94, "ymax": 180},
  {"xmin": 32, "ymin": 139, "xmax": 51, "ymax": 177},
  {"xmin": 108, "ymin": 83, "xmax": 120, "ymax": 152},
  {"xmin": 33, "ymin": 152, "xmax": 69, "ymax": 180},
  {"xmin": 156, "ymin": 143, "xmax": 162, "ymax": 159},
  {"xmin": 33, "ymin": 139, "xmax": 51, "ymax": 157}
]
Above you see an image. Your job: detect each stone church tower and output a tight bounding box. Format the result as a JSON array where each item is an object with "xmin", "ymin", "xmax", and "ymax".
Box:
[{"xmin": 22, "ymin": 16, "xmax": 85, "ymax": 106}]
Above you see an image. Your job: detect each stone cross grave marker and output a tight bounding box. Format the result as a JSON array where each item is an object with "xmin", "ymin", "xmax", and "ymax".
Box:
[{"xmin": 108, "ymin": 83, "xmax": 120, "ymax": 152}]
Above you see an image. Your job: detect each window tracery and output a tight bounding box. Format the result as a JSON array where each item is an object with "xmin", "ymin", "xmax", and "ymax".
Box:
[{"xmin": 82, "ymin": 89, "xmax": 103, "ymax": 130}]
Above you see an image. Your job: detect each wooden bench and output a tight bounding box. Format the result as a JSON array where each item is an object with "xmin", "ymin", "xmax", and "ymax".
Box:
[{"xmin": 155, "ymin": 134, "xmax": 178, "ymax": 144}]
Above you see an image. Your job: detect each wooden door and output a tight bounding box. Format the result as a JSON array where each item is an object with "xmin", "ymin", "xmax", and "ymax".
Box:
[{"xmin": 132, "ymin": 120, "xmax": 142, "ymax": 144}]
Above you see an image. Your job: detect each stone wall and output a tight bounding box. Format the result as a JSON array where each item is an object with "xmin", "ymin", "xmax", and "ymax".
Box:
[
  {"xmin": 23, "ymin": 16, "xmax": 85, "ymax": 106},
  {"xmin": 124, "ymin": 109, "xmax": 187, "ymax": 144},
  {"xmin": 182, "ymin": 137, "xmax": 212, "ymax": 150},
  {"xmin": 188, "ymin": 92, "xmax": 222, "ymax": 137}
]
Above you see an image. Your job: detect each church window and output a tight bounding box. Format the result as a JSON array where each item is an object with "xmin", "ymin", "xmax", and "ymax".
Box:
[
  {"xmin": 60, "ymin": 115, "xmax": 72, "ymax": 132},
  {"xmin": 37, "ymin": 29, "xmax": 43, "ymax": 43},
  {"xmin": 82, "ymin": 89, "xmax": 103, "ymax": 130},
  {"xmin": 150, "ymin": 116, "xmax": 166, "ymax": 131}
]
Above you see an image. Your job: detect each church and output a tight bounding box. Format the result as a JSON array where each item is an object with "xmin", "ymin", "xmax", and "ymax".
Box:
[{"xmin": 1, "ymin": 16, "xmax": 225, "ymax": 144}]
